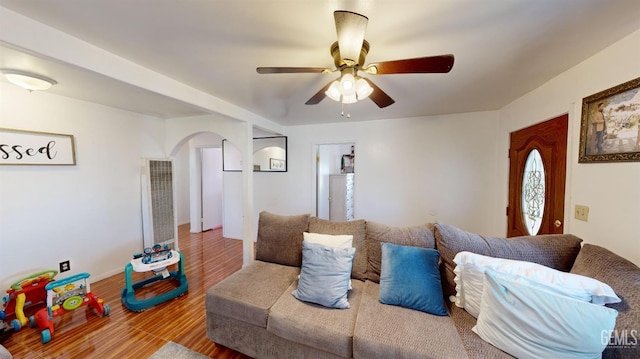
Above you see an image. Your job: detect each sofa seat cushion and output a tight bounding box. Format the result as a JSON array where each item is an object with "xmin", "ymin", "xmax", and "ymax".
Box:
[
  {"xmin": 434, "ymin": 222, "xmax": 583, "ymax": 296},
  {"xmin": 365, "ymin": 221, "xmax": 436, "ymax": 283},
  {"xmin": 268, "ymin": 279, "xmax": 365, "ymax": 358},
  {"xmin": 571, "ymin": 244, "xmax": 640, "ymax": 359},
  {"xmin": 353, "ymin": 281, "xmax": 469, "ymax": 359},
  {"xmin": 205, "ymin": 260, "xmax": 299, "ymax": 328}
]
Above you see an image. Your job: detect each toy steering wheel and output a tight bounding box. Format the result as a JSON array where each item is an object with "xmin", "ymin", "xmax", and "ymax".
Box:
[{"xmin": 10, "ymin": 270, "xmax": 58, "ymax": 291}]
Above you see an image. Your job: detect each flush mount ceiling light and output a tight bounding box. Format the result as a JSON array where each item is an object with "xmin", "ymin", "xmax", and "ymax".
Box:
[{"xmin": 0, "ymin": 69, "xmax": 57, "ymax": 91}]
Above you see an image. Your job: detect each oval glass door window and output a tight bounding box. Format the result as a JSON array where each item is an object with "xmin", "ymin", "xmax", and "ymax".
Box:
[{"xmin": 521, "ymin": 149, "xmax": 545, "ymax": 235}]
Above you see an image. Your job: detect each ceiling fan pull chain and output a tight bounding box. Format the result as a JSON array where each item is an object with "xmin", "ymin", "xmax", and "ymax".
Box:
[{"xmin": 340, "ymin": 102, "xmax": 351, "ymax": 118}]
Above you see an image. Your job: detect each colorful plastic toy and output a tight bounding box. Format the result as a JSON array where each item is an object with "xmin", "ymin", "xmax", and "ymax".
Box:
[
  {"xmin": 142, "ymin": 244, "xmax": 174, "ymax": 264},
  {"xmin": 0, "ymin": 270, "xmax": 58, "ymax": 332},
  {"xmin": 32, "ymin": 272, "xmax": 109, "ymax": 344},
  {"xmin": 121, "ymin": 245, "xmax": 188, "ymax": 312}
]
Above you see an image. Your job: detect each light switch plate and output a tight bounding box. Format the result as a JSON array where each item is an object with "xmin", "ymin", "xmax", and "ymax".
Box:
[{"xmin": 575, "ymin": 205, "xmax": 589, "ymax": 221}]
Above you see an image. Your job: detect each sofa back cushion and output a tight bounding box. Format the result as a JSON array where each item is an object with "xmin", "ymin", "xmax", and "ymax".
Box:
[
  {"xmin": 365, "ymin": 221, "xmax": 436, "ymax": 283},
  {"xmin": 255, "ymin": 211, "xmax": 310, "ymax": 266},
  {"xmin": 308, "ymin": 217, "xmax": 367, "ymax": 280},
  {"xmin": 434, "ymin": 222, "xmax": 583, "ymax": 296},
  {"xmin": 571, "ymin": 244, "xmax": 640, "ymax": 359}
]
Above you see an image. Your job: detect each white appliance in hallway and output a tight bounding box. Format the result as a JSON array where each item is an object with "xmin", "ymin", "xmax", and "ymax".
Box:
[{"xmin": 329, "ymin": 173, "xmax": 354, "ymax": 221}]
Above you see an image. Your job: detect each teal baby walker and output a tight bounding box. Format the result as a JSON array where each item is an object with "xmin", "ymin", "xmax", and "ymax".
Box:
[{"xmin": 121, "ymin": 243, "xmax": 188, "ymax": 311}]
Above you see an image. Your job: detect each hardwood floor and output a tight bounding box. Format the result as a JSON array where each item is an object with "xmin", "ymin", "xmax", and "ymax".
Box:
[{"xmin": 3, "ymin": 225, "xmax": 251, "ymax": 359}]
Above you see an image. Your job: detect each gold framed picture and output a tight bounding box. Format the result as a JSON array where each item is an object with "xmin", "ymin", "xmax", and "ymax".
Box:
[{"xmin": 579, "ymin": 77, "xmax": 640, "ymax": 163}]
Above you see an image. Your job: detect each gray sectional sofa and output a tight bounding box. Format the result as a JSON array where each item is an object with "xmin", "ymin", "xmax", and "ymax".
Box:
[{"xmin": 205, "ymin": 212, "xmax": 639, "ymax": 359}]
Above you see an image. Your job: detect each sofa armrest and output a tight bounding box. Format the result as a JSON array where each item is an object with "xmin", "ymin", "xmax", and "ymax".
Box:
[{"xmin": 571, "ymin": 244, "xmax": 640, "ymax": 358}]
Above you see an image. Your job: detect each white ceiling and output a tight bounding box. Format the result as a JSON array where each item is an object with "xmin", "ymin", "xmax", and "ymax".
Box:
[{"xmin": 1, "ymin": 0, "xmax": 639, "ymax": 125}]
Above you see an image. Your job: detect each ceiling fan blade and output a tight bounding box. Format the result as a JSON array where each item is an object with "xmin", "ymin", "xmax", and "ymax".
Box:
[
  {"xmin": 257, "ymin": 67, "xmax": 327, "ymax": 74},
  {"xmin": 362, "ymin": 78, "xmax": 395, "ymax": 108},
  {"xmin": 334, "ymin": 11, "xmax": 368, "ymax": 65},
  {"xmin": 305, "ymin": 81, "xmax": 334, "ymax": 105},
  {"xmin": 366, "ymin": 55, "xmax": 454, "ymax": 74}
]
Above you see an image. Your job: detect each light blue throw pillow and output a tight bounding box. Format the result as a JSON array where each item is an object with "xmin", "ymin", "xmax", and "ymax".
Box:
[
  {"xmin": 473, "ymin": 270, "xmax": 618, "ymax": 359},
  {"xmin": 379, "ymin": 242, "xmax": 448, "ymax": 316},
  {"xmin": 292, "ymin": 241, "xmax": 355, "ymax": 309}
]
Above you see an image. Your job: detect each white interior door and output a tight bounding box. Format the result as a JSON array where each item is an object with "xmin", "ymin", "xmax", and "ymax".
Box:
[{"xmin": 201, "ymin": 147, "xmax": 223, "ymax": 231}]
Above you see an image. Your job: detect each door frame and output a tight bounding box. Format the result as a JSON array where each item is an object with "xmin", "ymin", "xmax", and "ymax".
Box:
[
  {"xmin": 189, "ymin": 144, "xmax": 224, "ymax": 233},
  {"xmin": 312, "ymin": 141, "xmax": 356, "ymax": 219}
]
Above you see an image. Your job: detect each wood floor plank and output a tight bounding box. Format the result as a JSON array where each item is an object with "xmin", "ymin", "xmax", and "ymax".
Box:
[{"xmin": 2, "ymin": 225, "xmax": 250, "ymax": 359}]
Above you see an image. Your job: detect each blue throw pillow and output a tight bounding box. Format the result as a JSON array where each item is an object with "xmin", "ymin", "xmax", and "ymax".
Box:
[
  {"xmin": 379, "ymin": 242, "xmax": 448, "ymax": 316},
  {"xmin": 292, "ymin": 241, "xmax": 355, "ymax": 309}
]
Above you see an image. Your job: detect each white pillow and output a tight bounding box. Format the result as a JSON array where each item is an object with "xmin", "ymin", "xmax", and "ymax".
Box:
[
  {"xmin": 453, "ymin": 251, "xmax": 620, "ymax": 318},
  {"xmin": 473, "ymin": 270, "xmax": 618, "ymax": 359},
  {"xmin": 303, "ymin": 232, "xmax": 353, "ymax": 248}
]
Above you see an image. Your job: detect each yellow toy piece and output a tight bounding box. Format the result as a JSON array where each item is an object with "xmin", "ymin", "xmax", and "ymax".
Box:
[{"xmin": 14, "ymin": 293, "xmax": 27, "ymax": 327}]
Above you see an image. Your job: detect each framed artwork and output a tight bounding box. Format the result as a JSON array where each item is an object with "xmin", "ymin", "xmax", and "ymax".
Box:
[
  {"xmin": 341, "ymin": 154, "xmax": 354, "ymax": 173},
  {"xmin": 579, "ymin": 76, "xmax": 640, "ymax": 163},
  {"xmin": 269, "ymin": 158, "xmax": 285, "ymax": 171},
  {"xmin": 0, "ymin": 128, "xmax": 76, "ymax": 165}
]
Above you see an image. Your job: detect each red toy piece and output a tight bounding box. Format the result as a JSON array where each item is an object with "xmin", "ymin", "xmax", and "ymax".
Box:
[
  {"xmin": 32, "ymin": 272, "xmax": 109, "ymax": 343},
  {"xmin": 0, "ymin": 270, "xmax": 58, "ymax": 331}
]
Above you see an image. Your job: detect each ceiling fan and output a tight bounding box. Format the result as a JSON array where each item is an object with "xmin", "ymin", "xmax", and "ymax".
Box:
[{"xmin": 256, "ymin": 10, "xmax": 454, "ymax": 109}]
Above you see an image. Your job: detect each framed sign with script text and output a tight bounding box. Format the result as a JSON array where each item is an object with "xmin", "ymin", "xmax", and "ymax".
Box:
[{"xmin": 0, "ymin": 128, "xmax": 76, "ymax": 165}]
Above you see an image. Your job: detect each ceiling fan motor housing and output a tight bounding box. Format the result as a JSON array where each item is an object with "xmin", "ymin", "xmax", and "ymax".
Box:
[{"xmin": 331, "ymin": 40, "xmax": 370, "ymax": 69}]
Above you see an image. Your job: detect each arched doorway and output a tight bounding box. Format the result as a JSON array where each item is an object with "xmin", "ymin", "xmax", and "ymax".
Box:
[{"xmin": 170, "ymin": 131, "xmax": 243, "ymax": 238}]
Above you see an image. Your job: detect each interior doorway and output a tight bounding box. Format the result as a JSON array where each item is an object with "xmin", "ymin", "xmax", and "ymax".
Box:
[
  {"xmin": 315, "ymin": 143, "xmax": 355, "ymax": 220},
  {"xmin": 507, "ymin": 114, "xmax": 568, "ymax": 237}
]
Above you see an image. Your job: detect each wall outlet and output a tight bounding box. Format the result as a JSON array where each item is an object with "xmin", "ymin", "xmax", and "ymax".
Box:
[
  {"xmin": 575, "ymin": 205, "xmax": 589, "ymax": 221},
  {"xmin": 60, "ymin": 260, "xmax": 70, "ymax": 272}
]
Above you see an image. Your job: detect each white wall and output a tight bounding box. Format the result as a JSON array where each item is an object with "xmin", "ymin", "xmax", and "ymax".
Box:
[
  {"xmin": 174, "ymin": 143, "xmax": 190, "ymax": 225},
  {"xmin": 0, "ymin": 83, "xmax": 165, "ymax": 288},
  {"xmin": 253, "ymin": 111, "xmax": 503, "ymax": 236},
  {"xmin": 498, "ymin": 28, "xmax": 640, "ymax": 266}
]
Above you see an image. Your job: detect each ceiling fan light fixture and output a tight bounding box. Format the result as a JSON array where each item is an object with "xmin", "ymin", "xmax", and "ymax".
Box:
[
  {"xmin": 325, "ymin": 80, "xmax": 342, "ymax": 102},
  {"xmin": 340, "ymin": 73, "xmax": 355, "ymax": 91},
  {"xmin": 355, "ymin": 78, "xmax": 373, "ymax": 99},
  {"xmin": 342, "ymin": 93, "xmax": 357, "ymax": 104},
  {"xmin": 0, "ymin": 69, "xmax": 57, "ymax": 91}
]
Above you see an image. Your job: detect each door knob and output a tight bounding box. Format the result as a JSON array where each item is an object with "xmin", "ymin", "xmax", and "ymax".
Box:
[{"xmin": 554, "ymin": 220, "xmax": 562, "ymax": 228}]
